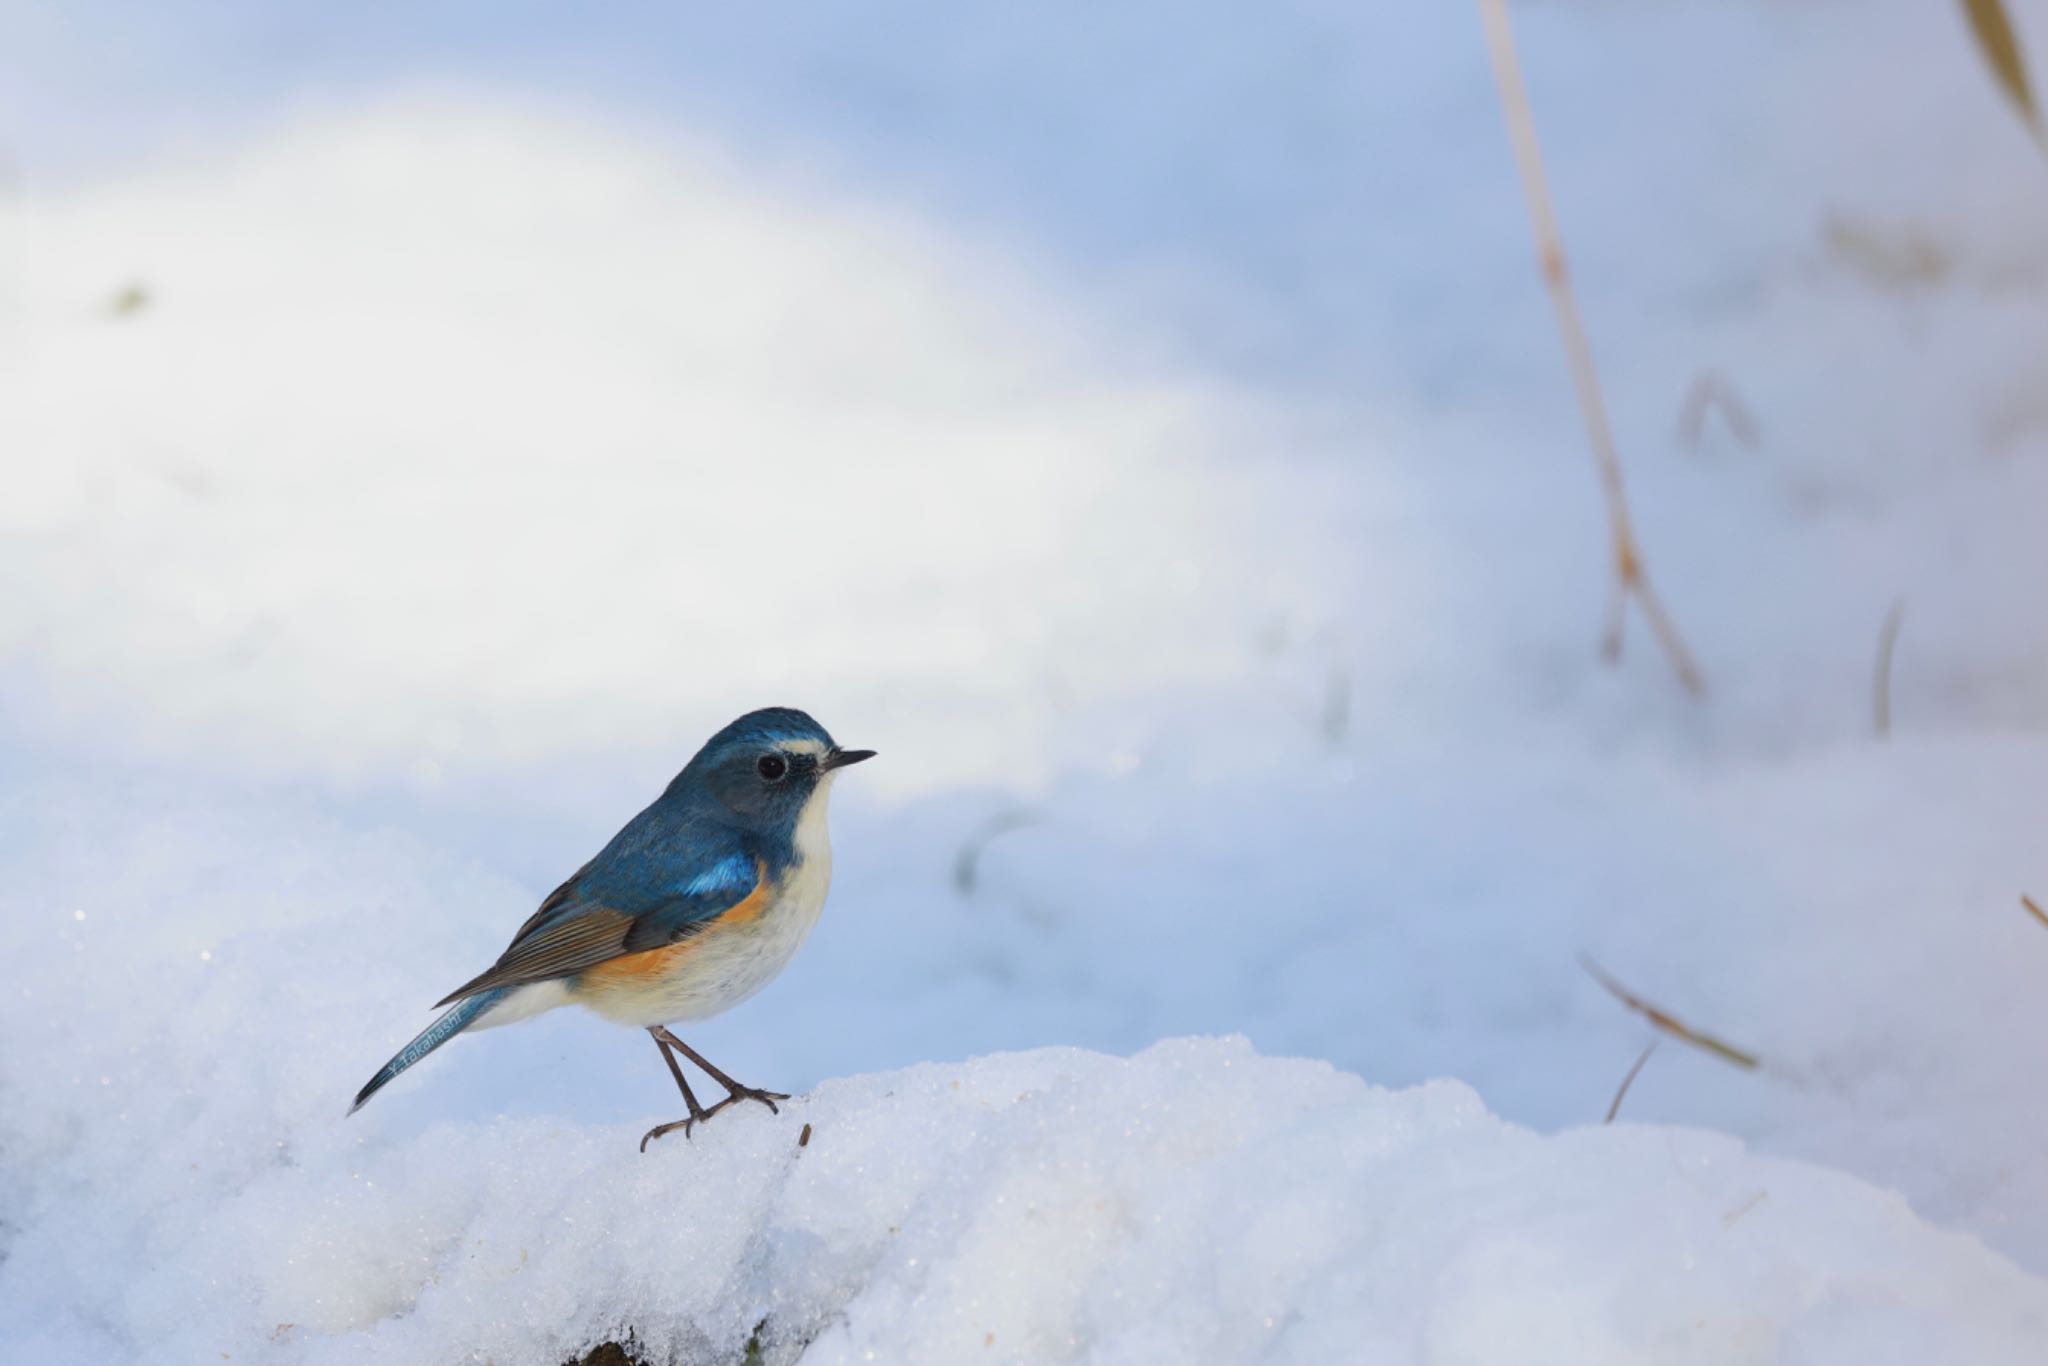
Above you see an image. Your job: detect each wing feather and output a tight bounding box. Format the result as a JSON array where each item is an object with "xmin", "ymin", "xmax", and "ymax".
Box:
[
  {"xmin": 433, "ymin": 907, "xmax": 638, "ymax": 1005},
  {"xmin": 433, "ymin": 844, "xmax": 762, "ymax": 1006}
]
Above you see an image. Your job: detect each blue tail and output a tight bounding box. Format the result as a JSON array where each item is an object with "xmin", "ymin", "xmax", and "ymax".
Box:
[{"xmin": 350, "ymin": 987, "xmax": 510, "ymax": 1114}]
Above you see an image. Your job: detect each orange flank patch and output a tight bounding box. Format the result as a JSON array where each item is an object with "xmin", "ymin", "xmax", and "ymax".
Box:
[
  {"xmin": 577, "ymin": 937, "xmax": 695, "ymax": 985},
  {"xmin": 575, "ymin": 864, "xmax": 774, "ymax": 987},
  {"xmin": 710, "ymin": 862, "xmax": 775, "ymax": 927}
]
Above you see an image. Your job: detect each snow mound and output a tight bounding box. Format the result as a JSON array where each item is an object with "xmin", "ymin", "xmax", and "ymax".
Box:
[
  {"xmin": 11, "ymin": 1035, "xmax": 2048, "ymax": 1364},
  {"xmin": 0, "ymin": 768, "xmax": 2039, "ymax": 1365}
]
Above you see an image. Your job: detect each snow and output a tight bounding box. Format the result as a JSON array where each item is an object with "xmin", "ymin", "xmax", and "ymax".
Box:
[
  {"xmin": 8, "ymin": 0, "xmax": 2048, "ymax": 1360},
  {"xmin": 10, "ymin": 978, "xmax": 2048, "ymax": 1365}
]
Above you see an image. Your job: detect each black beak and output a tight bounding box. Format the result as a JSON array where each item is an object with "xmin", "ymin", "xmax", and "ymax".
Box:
[{"xmin": 823, "ymin": 747, "xmax": 876, "ymax": 771}]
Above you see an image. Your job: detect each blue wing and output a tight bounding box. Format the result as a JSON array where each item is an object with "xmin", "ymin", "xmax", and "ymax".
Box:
[{"xmin": 433, "ymin": 805, "xmax": 761, "ymax": 1007}]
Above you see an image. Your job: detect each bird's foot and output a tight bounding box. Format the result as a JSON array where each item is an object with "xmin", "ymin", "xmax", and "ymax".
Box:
[
  {"xmin": 705, "ymin": 1084, "xmax": 789, "ymax": 1119},
  {"xmin": 639, "ymin": 1087, "xmax": 788, "ymax": 1151},
  {"xmin": 640, "ymin": 1115, "xmax": 702, "ymax": 1151}
]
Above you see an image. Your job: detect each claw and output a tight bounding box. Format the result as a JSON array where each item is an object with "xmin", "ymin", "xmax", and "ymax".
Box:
[{"xmin": 640, "ymin": 1117, "xmax": 699, "ymax": 1151}]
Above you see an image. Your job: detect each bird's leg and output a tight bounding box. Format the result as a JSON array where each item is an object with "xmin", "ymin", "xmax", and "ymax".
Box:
[
  {"xmin": 640, "ymin": 1028, "xmax": 715, "ymax": 1151},
  {"xmin": 650, "ymin": 1025, "xmax": 789, "ymax": 1117}
]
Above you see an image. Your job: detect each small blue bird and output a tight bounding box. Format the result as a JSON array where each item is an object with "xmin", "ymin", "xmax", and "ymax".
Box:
[{"xmin": 351, "ymin": 707, "xmax": 873, "ymax": 1150}]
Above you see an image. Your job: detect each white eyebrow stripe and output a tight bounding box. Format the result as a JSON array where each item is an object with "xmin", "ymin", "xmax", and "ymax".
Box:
[{"xmin": 779, "ymin": 738, "xmax": 828, "ymax": 757}]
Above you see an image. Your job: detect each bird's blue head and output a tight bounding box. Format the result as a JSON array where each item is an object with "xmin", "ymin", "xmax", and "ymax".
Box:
[{"xmin": 669, "ymin": 706, "xmax": 875, "ymax": 833}]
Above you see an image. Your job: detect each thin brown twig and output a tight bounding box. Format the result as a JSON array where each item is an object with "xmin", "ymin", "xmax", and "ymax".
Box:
[
  {"xmin": 1721, "ymin": 1190, "xmax": 1769, "ymax": 1229},
  {"xmin": 1676, "ymin": 370, "xmax": 1760, "ymax": 453},
  {"xmin": 1873, "ymin": 599, "xmax": 1906, "ymax": 739},
  {"xmin": 2022, "ymin": 894, "xmax": 2048, "ymax": 930},
  {"xmin": 1581, "ymin": 957, "xmax": 1761, "ymax": 1071},
  {"xmin": 1604, "ymin": 1040, "xmax": 1658, "ymax": 1124},
  {"xmin": 1960, "ymin": 0, "xmax": 2048, "ymax": 155},
  {"xmin": 1477, "ymin": 0, "xmax": 1705, "ymax": 695}
]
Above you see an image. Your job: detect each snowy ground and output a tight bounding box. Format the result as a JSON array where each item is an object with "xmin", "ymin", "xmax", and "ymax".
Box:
[
  {"xmin": 7, "ymin": 1, "xmax": 2048, "ymax": 1361},
  {"xmin": 10, "ymin": 1036, "xmax": 2048, "ymax": 1365}
]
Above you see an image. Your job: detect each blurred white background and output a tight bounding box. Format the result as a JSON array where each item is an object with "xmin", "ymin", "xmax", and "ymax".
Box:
[{"xmin": 8, "ymin": 2, "xmax": 2048, "ymax": 1360}]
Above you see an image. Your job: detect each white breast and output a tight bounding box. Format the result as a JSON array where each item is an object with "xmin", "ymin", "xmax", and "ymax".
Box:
[{"xmin": 579, "ymin": 773, "xmax": 840, "ymax": 1027}]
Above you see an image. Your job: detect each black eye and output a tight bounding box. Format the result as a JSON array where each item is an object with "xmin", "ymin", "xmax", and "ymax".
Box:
[{"xmin": 756, "ymin": 754, "xmax": 788, "ymax": 781}]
